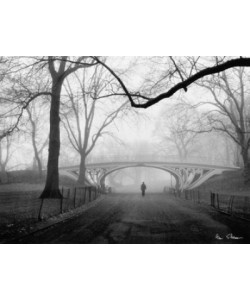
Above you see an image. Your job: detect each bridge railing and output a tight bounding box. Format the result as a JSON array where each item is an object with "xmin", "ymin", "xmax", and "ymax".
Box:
[{"xmin": 85, "ymin": 155, "xmax": 233, "ymax": 166}]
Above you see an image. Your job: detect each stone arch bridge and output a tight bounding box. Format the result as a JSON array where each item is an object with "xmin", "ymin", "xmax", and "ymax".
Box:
[{"xmin": 60, "ymin": 161, "xmax": 238, "ymax": 191}]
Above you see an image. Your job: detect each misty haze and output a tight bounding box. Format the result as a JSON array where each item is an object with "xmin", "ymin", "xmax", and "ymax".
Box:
[{"xmin": 1, "ymin": 56, "xmax": 250, "ymax": 243}]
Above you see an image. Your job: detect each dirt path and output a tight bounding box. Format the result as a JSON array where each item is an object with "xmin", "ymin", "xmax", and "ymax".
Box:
[{"xmin": 13, "ymin": 193, "xmax": 250, "ymax": 244}]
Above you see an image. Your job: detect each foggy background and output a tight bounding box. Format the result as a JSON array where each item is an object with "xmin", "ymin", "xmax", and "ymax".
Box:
[{"xmin": 1, "ymin": 57, "xmax": 242, "ymax": 193}]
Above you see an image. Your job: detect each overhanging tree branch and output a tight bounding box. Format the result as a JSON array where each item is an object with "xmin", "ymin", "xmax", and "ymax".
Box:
[{"xmin": 92, "ymin": 56, "xmax": 250, "ymax": 108}]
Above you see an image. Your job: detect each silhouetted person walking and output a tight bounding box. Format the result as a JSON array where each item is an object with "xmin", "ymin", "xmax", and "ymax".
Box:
[{"xmin": 141, "ymin": 182, "xmax": 147, "ymax": 197}]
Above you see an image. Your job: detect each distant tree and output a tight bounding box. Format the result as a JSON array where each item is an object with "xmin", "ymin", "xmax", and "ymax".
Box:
[
  {"xmin": 0, "ymin": 136, "xmax": 11, "ymax": 183},
  {"xmin": 154, "ymin": 104, "xmax": 200, "ymax": 162},
  {"xmin": 194, "ymin": 132, "xmax": 235, "ymax": 166},
  {"xmin": 196, "ymin": 67, "xmax": 250, "ymax": 181},
  {"xmin": 26, "ymin": 101, "xmax": 49, "ymax": 178},
  {"xmin": 0, "ymin": 57, "xmax": 15, "ymax": 141}
]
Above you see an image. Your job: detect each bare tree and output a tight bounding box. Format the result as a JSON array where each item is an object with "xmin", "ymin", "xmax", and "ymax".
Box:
[
  {"xmin": 0, "ymin": 58, "xmax": 51, "ymax": 143},
  {"xmin": 61, "ymin": 65, "xmax": 129, "ymax": 185},
  {"xmin": 196, "ymin": 67, "xmax": 250, "ymax": 181},
  {"xmin": 26, "ymin": 101, "xmax": 49, "ymax": 178},
  {"xmin": 36, "ymin": 57, "xmax": 99, "ymax": 197},
  {"xmin": 1, "ymin": 56, "xmax": 98, "ymax": 197},
  {"xmin": 0, "ymin": 135, "xmax": 11, "ymax": 183}
]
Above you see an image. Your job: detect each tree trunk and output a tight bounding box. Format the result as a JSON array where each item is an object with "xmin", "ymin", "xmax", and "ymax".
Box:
[
  {"xmin": 77, "ymin": 153, "xmax": 86, "ymax": 186},
  {"xmin": 31, "ymin": 134, "xmax": 43, "ymax": 179},
  {"xmin": 0, "ymin": 165, "xmax": 8, "ymax": 183},
  {"xmin": 40, "ymin": 80, "xmax": 62, "ymax": 198},
  {"xmin": 224, "ymin": 137, "xmax": 231, "ymax": 165},
  {"xmin": 234, "ymin": 144, "xmax": 243, "ymax": 167},
  {"xmin": 0, "ymin": 143, "xmax": 8, "ymax": 183},
  {"xmin": 242, "ymin": 149, "xmax": 250, "ymax": 184},
  {"xmin": 176, "ymin": 146, "xmax": 184, "ymax": 163}
]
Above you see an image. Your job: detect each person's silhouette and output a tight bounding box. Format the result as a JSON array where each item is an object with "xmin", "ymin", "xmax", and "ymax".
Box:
[{"xmin": 141, "ymin": 182, "xmax": 147, "ymax": 196}]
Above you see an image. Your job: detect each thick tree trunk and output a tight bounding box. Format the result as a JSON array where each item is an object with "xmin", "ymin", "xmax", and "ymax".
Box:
[
  {"xmin": 77, "ymin": 153, "xmax": 86, "ymax": 186},
  {"xmin": 40, "ymin": 80, "xmax": 62, "ymax": 198},
  {"xmin": 234, "ymin": 145, "xmax": 243, "ymax": 167},
  {"xmin": 0, "ymin": 165, "xmax": 8, "ymax": 183},
  {"xmin": 242, "ymin": 149, "xmax": 250, "ymax": 184}
]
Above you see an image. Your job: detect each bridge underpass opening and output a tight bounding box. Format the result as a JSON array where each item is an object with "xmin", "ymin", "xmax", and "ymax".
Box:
[{"xmin": 104, "ymin": 167, "xmax": 176, "ymax": 193}]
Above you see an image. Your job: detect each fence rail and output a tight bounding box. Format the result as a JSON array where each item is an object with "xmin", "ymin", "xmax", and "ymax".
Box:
[
  {"xmin": 0, "ymin": 186, "xmax": 101, "ymax": 224},
  {"xmin": 169, "ymin": 188, "xmax": 250, "ymax": 221}
]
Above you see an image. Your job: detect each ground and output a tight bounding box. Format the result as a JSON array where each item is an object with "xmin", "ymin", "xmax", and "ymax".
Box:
[
  {"xmin": 9, "ymin": 193, "xmax": 250, "ymax": 244},
  {"xmin": 1, "ymin": 170, "xmax": 250, "ymax": 243},
  {"xmin": 0, "ymin": 183, "xmax": 44, "ymax": 192}
]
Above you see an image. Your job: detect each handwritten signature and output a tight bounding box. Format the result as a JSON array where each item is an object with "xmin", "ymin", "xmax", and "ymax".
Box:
[{"xmin": 215, "ymin": 233, "xmax": 244, "ymax": 240}]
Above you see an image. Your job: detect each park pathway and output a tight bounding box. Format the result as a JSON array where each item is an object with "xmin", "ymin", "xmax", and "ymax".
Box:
[{"xmin": 14, "ymin": 193, "xmax": 250, "ymax": 244}]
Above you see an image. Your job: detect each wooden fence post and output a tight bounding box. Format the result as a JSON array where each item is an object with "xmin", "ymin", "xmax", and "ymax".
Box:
[
  {"xmin": 84, "ymin": 188, "xmax": 86, "ymax": 204},
  {"xmin": 38, "ymin": 198, "xmax": 44, "ymax": 221},
  {"xmin": 210, "ymin": 192, "xmax": 214, "ymax": 207},
  {"xmin": 60, "ymin": 196, "xmax": 63, "ymax": 214},
  {"xmin": 89, "ymin": 187, "xmax": 92, "ymax": 202},
  {"xmin": 73, "ymin": 188, "xmax": 77, "ymax": 208},
  {"xmin": 228, "ymin": 196, "xmax": 234, "ymax": 215},
  {"xmin": 216, "ymin": 193, "xmax": 220, "ymax": 210}
]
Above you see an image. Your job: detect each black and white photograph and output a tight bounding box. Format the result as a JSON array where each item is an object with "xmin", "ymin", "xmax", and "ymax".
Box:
[
  {"xmin": 1, "ymin": 55, "xmax": 250, "ymax": 244},
  {"xmin": 1, "ymin": 2, "xmax": 249, "ymax": 299}
]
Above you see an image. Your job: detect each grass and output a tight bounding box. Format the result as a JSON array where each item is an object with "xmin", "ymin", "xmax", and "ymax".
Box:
[
  {"xmin": 0, "ymin": 172, "xmax": 77, "ymax": 226},
  {"xmin": 0, "ymin": 183, "xmax": 44, "ymax": 192},
  {"xmin": 198, "ymin": 169, "xmax": 250, "ymax": 196}
]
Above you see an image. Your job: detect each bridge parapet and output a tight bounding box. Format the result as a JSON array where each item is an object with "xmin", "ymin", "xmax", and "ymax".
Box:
[
  {"xmin": 85, "ymin": 155, "xmax": 235, "ymax": 167},
  {"xmin": 60, "ymin": 161, "xmax": 239, "ymax": 191}
]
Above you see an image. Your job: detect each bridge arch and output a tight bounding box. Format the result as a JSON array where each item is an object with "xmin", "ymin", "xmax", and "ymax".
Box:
[
  {"xmin": 60, "ymin": 161, "xmax": 238, "ymax": 191},
  {"xmin": 99, "ymin": 164, "xmax": 181, "ymax": 190}
]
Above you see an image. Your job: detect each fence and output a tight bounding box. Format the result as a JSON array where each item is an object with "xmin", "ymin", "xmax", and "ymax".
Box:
[
  {"xmin": 171, "ymin": 188, "xmax": 250, "ymax": 221},
  {"xmin": 209, "ymin": 192, "xmax": 250, "ymax": 220},
  {"xmin": 0, "ymin": 186, "xmax": 101, "ymax": 225}
]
